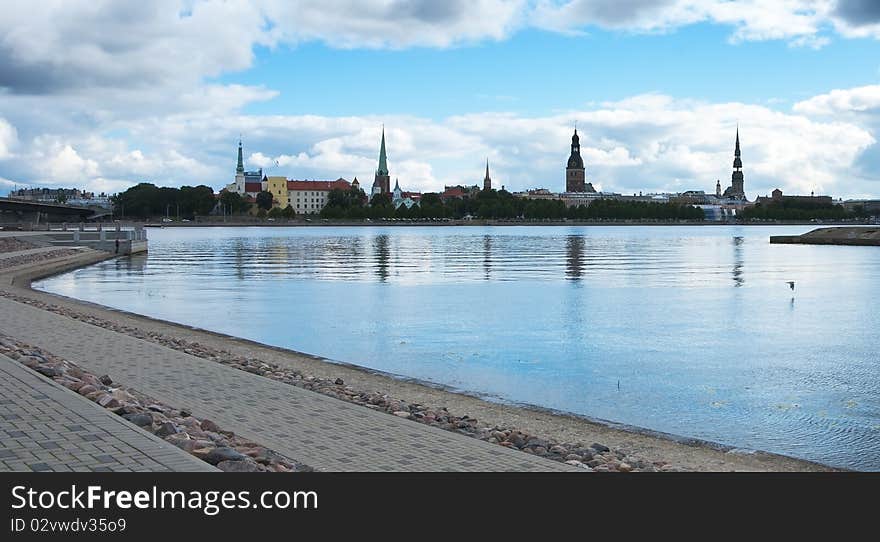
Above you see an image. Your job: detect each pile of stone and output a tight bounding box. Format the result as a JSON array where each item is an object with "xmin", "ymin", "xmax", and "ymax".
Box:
[
  {"xmin": 0, "ymin": 248, "xmax": 82, "ymax": 270},
  {"xmin": 0, "ymin": 334, "xmax": 311, "ymax": 473},
  {"xmin": 0, "ymin": 291, "xmax": 681, "ymax": 472},
  {"xmin": 0, "ymin": 237, "xmax": 35, "ymax": 254}
]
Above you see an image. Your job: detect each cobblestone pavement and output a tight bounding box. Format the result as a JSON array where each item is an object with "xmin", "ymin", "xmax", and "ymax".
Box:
[
  {"xmin": 0, "ymin": 297, "xmax": 574, "ymax": 471},
  {"xmin": 0, "ymin": 354, "xmax": 216, "ymax": 472}
]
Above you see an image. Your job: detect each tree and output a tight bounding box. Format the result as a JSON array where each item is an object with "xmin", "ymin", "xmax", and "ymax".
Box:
[
  {"xmin": 220, "ymin": 190, "xmax": 250, "ymax": 215},
  {"xmin": 267, "ymin": 206, "xmax": 284, "ymax": 219},
  {"xmin": 282, "ymin": 205, "xmax": 296, "ymax": 219},
  {"xmin": 256, "ymin": 191, "xmax": 274, "ymax": 211}
]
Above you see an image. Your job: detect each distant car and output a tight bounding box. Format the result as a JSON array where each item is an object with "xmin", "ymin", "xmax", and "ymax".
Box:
[
  {"xmin": 182, "ymin": 219, "xmax": 190, "ymax": 222},
  {"xmin": 267, "ymin": 218, "xmax": 275, "ymax": 221},
  {"xmin": 161, "ymin": 217, "xmax": 172, "ymax": 222}
]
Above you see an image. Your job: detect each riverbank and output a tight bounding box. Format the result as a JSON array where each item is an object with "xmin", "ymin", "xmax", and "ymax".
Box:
[
  {"xmin": 0, "ymin": 242, "xmax": 838, "ymax": 471},
  {"xmin": 142, "ymin": 219, "xmax": 873, "ymax": 228}
]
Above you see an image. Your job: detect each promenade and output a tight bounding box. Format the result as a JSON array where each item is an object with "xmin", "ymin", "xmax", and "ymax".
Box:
[
  {"xmin": 0, "ymin": 353, "xmax": 215, "ymax": 472},
  {"xmin": 0, "ymin": 294, "xmax": 572, "ymax": 471}
]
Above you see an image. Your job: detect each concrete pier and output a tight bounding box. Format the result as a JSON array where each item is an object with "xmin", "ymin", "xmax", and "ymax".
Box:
[{"xmin": 770, "ymin": 227, "xmax": 880, "ymax": 246}]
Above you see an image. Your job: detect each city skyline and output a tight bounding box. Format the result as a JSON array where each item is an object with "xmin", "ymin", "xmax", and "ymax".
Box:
[{"xmin": 2, "ymin": 1, "xmax": 880, "ymax": 199}]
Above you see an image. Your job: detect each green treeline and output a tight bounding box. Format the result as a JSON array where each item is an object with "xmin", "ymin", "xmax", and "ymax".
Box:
[
  {"xmin": 741, "ymin": 199, "xmax": 863, "ymax": 221},
  {"xmin": 112, "ymin": 183, "xmax": 217, "ymax": 218},
  {"xmin": 320, "ymin": 187, "xmax": 704, "ymax": 221}
]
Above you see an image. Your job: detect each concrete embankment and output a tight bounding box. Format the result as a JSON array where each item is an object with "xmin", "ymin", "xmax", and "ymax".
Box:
[{"xmin": 770, "ymin": 227, "xmax": 880, "ymax": 246}]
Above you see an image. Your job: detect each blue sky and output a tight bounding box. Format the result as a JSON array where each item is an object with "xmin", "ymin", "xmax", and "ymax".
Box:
[
  {"xmin": 1, "ymin": 1, "xmax": 880, "ymax": 199},
  {"xmin": 224, "ymin": 25, "xmax": 880, "ymax": 119}
]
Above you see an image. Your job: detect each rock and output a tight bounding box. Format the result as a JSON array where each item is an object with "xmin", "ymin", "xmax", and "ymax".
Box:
[
  {"xmin": 200, "ymin": 419, "xmax": 221, "ymax": 432},
  {"xmin": 525, "ymin": 437, "xmax": 549, "ymax": 449},
  {"xmin": 392, "ymin": 411, "xmax": 412, "ymax": 418},
  {"xmin": 111, "ymin": 389, "xmax": 136, "ymax": 403},
  {"xmin": 123, "ymin": 413, "xmax": 154, "ymax": 427},
  {"xmin": 97, "ymin": 394, "xmax": 121, "ymax": 408},
  {"xmin": 590, "ymin": 443, "xmax": 610, "ymax": 453},
  {"xmin": 533, "ymin": 446, "xmax": 547, "ymax": 455},
  {"xmin": 334, "ymin": 378, "xmax": 344, "ymax": 385},
  {"xmin": 217, "ymin": 460, "xmax": 262, "ymax": 472},
  {"xmin": 550, "ymin": 445, "xmax": 568, "ymax": 455},
  {"xmin": 565, "ymin": 454, "xmax": 584, "ymax": 462},
  {"xmin": 179, "ymin": 409, "xmax": 192, "ymax": 418},
  {"xmin": 565, "ymin": 460, "xmax": 585, "ymax": 467},
  {"xmin": 205, "ymin": 447, "xmax": 248, "ymax": 465},
  {"xmin": 20, "ymin": 356, "xmax": 42, "ymax": 369},
  {"xmin": 35, "ymin": 366, "xmax": 63, "ymax": 378},
  {"xmin": 99, "ymin": 375, "xmax": 113, "ymax": 385},
  {"xmin": 618, "ymin": 462, "xmax": 633, "ymax": 472},
  {"xmin": 155, "ymin": 422, "xmax": 179, "ymax": 437},
  {"xmin": 507, "ymin": 432, "xmax": 527, "ymax": 448}
]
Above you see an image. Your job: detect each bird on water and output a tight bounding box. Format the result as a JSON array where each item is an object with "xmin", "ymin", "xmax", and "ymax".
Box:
[{"xmin": 786, "ymin": 281, "xmax": 795, "ymax": 291}]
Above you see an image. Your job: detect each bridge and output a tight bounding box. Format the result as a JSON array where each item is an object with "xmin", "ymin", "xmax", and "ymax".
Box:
[{"xmin": 0, "ymin": 197, "xmax": 109, "ymax": 222}]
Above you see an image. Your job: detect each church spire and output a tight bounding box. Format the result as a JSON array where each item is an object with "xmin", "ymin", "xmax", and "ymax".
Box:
[
  {"xmin": 377, "ymin": 126, "xmax": 388, "ymax": 176},
  {"xmin": 483, "ymin": 159, "xmax": 491, "ymax": 191},
  {"xmin": 733, "ymin": 126, "xmax": 742, "ymax": 170},
  {"xmin": 236, "ymin": 138, "xmax": 244, "ymax": 174}
]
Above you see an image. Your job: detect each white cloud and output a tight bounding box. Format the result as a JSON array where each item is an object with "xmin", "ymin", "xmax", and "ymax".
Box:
[
  {"xmin": 793, "ymin": 84, "xmax": 880, "ymax": 116},
  {"xmin": 0, "ymin": 118, "xmax": 18, "ymax": 159},
  {"xmin": 532, "ymin": 0, "xmax": 835, "ymax": 46}
]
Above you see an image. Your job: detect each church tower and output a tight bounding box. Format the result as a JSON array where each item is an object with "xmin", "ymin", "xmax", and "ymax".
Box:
[
  {"xmin": 371, "ymin": 127, "xmax": 391, "ymax": 197},
  {"xmin": 234, "ymin": 138, "xmax": 245, "ymax": 193},
  {"xmin": 483, "ymin": 159, "xmax": 492, "ymax": 191},
  {"xmin": 729, "ymin": 128, "xmax": 745, "ymax": 200},
  {"xmin": 565, "ymin": 128, "xmax": 586, "ymax": 193}
]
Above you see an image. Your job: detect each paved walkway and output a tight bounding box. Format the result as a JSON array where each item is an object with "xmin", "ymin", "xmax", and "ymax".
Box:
[
  {"xmin": 0, "ymin": 354, "xmax": 215, "ymax": 472},
  {"xmin": 0, "ymin": 296, "xmax": 572, "ymax": 471}
]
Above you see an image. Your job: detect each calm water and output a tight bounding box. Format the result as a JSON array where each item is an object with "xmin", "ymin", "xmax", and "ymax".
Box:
[{"xmin": 35, "ymin": 226, "xmax": 880, "ymax": 470}]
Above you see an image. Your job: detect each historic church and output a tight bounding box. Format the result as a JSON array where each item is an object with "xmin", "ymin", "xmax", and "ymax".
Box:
[{"xmin": 565, "ymin": 128, "xmax": 596, "ymax": 194}]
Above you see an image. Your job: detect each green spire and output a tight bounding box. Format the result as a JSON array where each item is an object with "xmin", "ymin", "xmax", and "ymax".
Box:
[
  {"xmin": 236, "ymin": 138, "xmax": 244, "ymax": 174},
  {"xmin": 377, "ymin": 126, "xmax": 388, "ymax": 176}
]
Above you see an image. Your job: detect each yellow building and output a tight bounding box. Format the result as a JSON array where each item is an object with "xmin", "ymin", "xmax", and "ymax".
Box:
[{"xmin": 266, "ymin": 176, "xmax": 288, "ymax": 208}]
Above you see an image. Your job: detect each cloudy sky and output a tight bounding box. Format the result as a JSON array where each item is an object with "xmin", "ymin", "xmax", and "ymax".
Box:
[{"xmin": 2, "ymin": 0, "xmax": 880, "ymax": 199}]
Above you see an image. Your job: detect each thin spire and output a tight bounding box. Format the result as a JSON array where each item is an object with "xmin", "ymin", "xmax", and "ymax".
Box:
[
  {"xmin": 735, "ymin": 125, "xmax": 741, "ymax": 157},
  {"xmin": 485, "ymin": 158, "xmax": 490, "ymax": 180},
  {"xmin": 377, "ymin": 126, "xmax": 388, "ymax": 176},
  {"xmin": 236, "ymin": 137, "xmax": 244, "ymax": 174}
]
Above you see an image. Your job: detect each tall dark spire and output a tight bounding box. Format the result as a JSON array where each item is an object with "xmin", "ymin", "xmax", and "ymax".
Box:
[
  {"xmin": 566, "ymin": 126, "xmax": 586, "ymax": 192},
  {"xmin": 377, "ymin": 126, "xmax": 388, "ymax": 176},
  {"xmin": 733, "ymin": 126, "xmax": 742, "ymax": 170},
  {"xmin": 483, "ymin": 159, "xmax": 491, "ymax": 191},
  {"xmin": 236, "ymin": 138, "xmax": 244, "ymax": 174}
]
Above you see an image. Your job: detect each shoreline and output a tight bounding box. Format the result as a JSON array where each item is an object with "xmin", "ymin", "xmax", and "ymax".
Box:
[
  {"xmin": 139, "ymin": 220, "xmax": 872, "ymax": 228},
  {"xmin": 3, "ymin": 248, "xmax": 839, "ymax": 471}
]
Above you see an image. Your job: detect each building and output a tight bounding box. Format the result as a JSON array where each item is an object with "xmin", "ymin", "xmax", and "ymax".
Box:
[
  {"xmin": 565, "ymin": 128, "xmax": 587, "ymax": 193},
  {"xmin": 756, "ymin": 188, "xmax": 833, "ymax": 207},
  {"xmin": 843, "ymin": 199, "xmax": 880, "ymax": 215},
  {"xmin": 371, "ymin": 128, "xmax": 391, "ymax": 197},
  {"xmin": 286, "ymin": 179, "xmax": 352, "ymax": 213},
  {"xmin": 391, "ymin": 179, "xmax": 421, "ymax": 209},
  {"xmin": 227, "ymin": 139, "xmax": 263, "ymax": 196},
  {"xmin": 440, "ymin": 184, "xmax": 481, "ymax": 202},
  {"xmin": 7, "ymin": 187, "xmax": 111, "ymax": 209},
  {"xmin": 721, "ymin": 128, "xmax": 746, "ymax": 200}
]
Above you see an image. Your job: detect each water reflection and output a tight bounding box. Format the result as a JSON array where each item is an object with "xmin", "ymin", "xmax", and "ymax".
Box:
[
  {"xmin": 373, "ymin": 234, "xmax": 390, "ymax": 282},
  {"xmin": 33, "ymin": 226, "xmax": 880, "ymax": 470},
  {"xmin": 566, "ymin": 235, "xmax": 585, "ymax": 281},
  {"xmin": 732, "ymin": 236, "xmax": 744, "ymax": 287},
  {"xmin": 483, "ymin": 235, "xmax": 492, "ymax": 281}
]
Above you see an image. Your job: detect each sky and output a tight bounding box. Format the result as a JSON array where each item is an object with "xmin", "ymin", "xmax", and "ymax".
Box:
[{"xmin": 1, "ymin": 0, "xmax": 880, "ymax": 199}]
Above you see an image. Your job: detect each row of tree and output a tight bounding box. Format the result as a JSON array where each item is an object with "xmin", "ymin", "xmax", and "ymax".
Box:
[
  {"xmin": 112, "ymin": 183, "xmax": 216, "ymax": 218},
  {"xmin": 320, "ymin": 187, "xmax": 705, "ymax": 221},
  {"xmin": 740, "ymin": 200, "xmax": 864, "ymax": 221}
]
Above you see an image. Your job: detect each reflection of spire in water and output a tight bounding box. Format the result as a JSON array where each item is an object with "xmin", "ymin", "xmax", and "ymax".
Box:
[
  {"xmin": 566, "ymin": 235, "xmax": 585, "ymax": 281},
  {"xmin": 483, "ymin": 234, "xmax": 492, "ymax": 281},
  {"xmin": 732, "ymin": 236, "xmax": 744, "ymax": 287},
  {"xmin": 233, "ymin": 239, "xmax": 246, "ymax": 281},
  {"xmin": 373, "ymin": 234, "xmax": 390, "ymax": 282}
]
